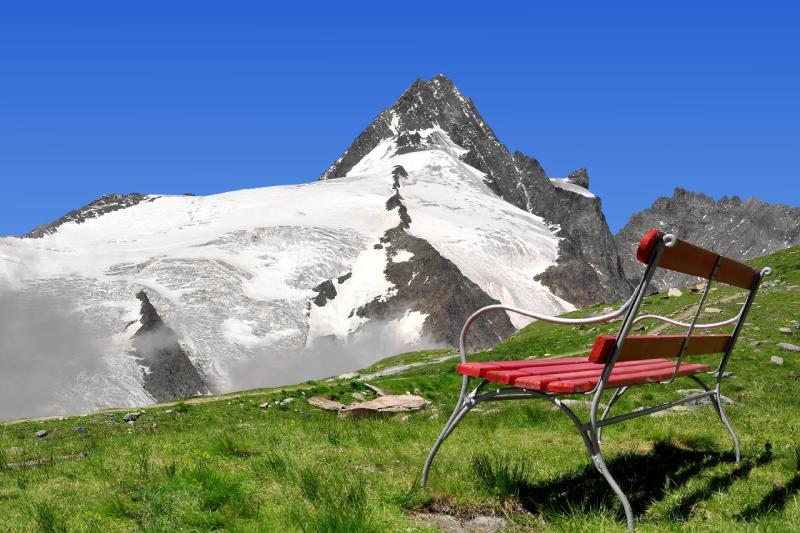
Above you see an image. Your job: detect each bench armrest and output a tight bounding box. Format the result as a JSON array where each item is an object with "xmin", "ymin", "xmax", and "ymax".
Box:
[{"xmin": 458, "ymin": 294, "xmax": 636, "ymax": 364}]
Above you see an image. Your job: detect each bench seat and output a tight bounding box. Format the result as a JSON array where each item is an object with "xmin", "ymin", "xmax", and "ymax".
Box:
[{"xmin": 457, "ymin": 357, "xmax": 710, "ymax": 394}]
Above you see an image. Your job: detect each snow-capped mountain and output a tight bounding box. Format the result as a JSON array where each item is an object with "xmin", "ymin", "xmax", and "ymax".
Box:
[{"xmin": 0, "ymin": 75, "xmax": 628, "ymax": 419}]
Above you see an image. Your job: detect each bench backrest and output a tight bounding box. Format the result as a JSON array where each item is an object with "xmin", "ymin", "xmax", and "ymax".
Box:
[
  {"xmin": 594, "ymin": 229, "xmax": 767, "ymax": 370},
  {"xmin": 589, "ymin": 334, "xmax": 731, "ymax": 364},
  {"xmin": 637, "ymin": 229, "xmax": 760, "ymax": 289}
]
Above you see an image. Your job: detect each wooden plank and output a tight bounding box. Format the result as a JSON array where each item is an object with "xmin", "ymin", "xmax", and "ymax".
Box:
[
  {"xmin": 589, "ymin": 334, "xmax": 732, "ymax": 363},
  {"xmin": 636, "ymin": 229, "xmax": 759, "ymax": 289}
]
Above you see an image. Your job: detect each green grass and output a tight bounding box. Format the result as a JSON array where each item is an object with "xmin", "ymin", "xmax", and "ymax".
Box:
[{"xmin": 1, "ymin": 247, "xmax": 799, "ymax": 531}]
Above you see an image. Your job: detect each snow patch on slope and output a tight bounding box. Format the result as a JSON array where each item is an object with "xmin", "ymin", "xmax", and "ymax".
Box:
[{"xmin": 550, "ymin": 178, "xmax": 596, "ymax": 198}]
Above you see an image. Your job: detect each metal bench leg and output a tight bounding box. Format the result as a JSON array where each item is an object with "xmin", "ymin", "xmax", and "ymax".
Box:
[
  {"xmin": 713, "ymin": 387, "xmax": 741, "ymax": 464},
  {"xmin": 421, "ymin": 377, "xmax": 484, "ymax": 487},
  {"xmin": 590, "ymin": 449, "xmax": 635, "ymax": 531},
  {"xmin": 689, "ymin": 375, "xmax": 741, "ymax": 464},
  {"xmin": 554, "ymin": 399, "xmax": 635, "ymax": 531}
]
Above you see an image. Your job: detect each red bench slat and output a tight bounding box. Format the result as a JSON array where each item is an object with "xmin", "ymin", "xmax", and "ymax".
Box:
[
  {"xmin": 481, "ymin": 359, "xmax": 664, "ymax": 385},
  {"xmin": 588, "ymin": 334, "xmax": 732, "ymax": 364},
  {"xmin": 513, "ymin": 359, "xmax": 685, "ymax": 390},
  {"xmin": 455, "ymin": 357, "xmax": 585, "ymax": 378},
  {"xmin": 637, "ymin": 229, "xmax": 759, "ymax": 289},
  {"xmin": 545, "ymin": 362, "xmax": 710, "ymax": 394}
]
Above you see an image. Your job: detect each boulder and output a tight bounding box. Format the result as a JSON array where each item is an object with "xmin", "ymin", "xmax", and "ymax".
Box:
[
  {"xmin": 778, "ymin": 327, "xmax": 794, "ymax": 335},
  {"xmin": 771, "ymin": 356, "xmax": 785, "ymax": 365},
  {"xmin": 668, "ymin": 287, "xmax": 683, "ymax": 297},
  {"xmin": 307, "ymin": 397, "xmax": 345, "ymax": 412},
  {"xmin": 338, "ymin": 394, "xmax": 431, "ymax": 419},
  {"xmin": 704, "ymin": 307, "xmax": 722, "ymax": 314},
  {"xmin": 363, "ymin": 383, "xmax": 389, "ymax": 396},
  {"xmin": 778, "ymin": 343, "xmax": 800, "ymax": 353},
  {"xmin": 122, "ymin": 412, "xmax": 140, "ymax": 423},
  {"xmin": 34, "ymin": 430, "xmax": 48, "ymax": 438}
]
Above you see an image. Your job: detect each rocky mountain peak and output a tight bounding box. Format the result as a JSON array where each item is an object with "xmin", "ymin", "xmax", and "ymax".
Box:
[
  {"xmin": 566, "ymin": 168, "xmax": 589, "ymax": 189},
  {"xmin": 320, "ymin": 75, "xmax": 633, "ymax": 307}
]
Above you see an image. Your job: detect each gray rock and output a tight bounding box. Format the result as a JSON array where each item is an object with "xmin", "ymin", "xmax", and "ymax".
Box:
[
  {"xmin": 354, "ymin": 224, "xmax": 515, "ymax": 348},
  {"xmin": 750, "ymin": 340, "xmax": 762, "ymax": 347},
  {"xmin": 668, "ymin": 287, "xmax": 683, "ymax": 298},
  {"xmin": 413, "ymin": 513, "xmax": 507, "ymax": 533},
  {"xmin": 676, "ymin": 389, "xmax": 734, "ymax": 406},
  {"xmin": 615, "ymin": 188, "xmax": 800, "ymax": 291},
  {"xmin": 73, "ymin": 426, "xmax": 87, "ymax": 434},
  {"xmin": 351, "ymin": 392, "xmax": 367, "ymax": 401},
  {"xmin": 122, "ymin": 412, "xmax": 140, "ymax": 423},
  {"xmin": 778, "ymin": 343, "xmax": 800, "ymax": 353},
  {"xmin": 704, "ymin": 308, "xmax": 723, "ymax": 314},
  {"xmin": 132, "ymin": 291, "xmax": 207, "ymax": 402},
  {"xmin": 311, "ymin": 279, "xmax": 337, "ymax": 307},
  {"xmin": 771, "ymin": 356, "xmax": 785, "ymax": 365},
  {"xmin": 791, "ymin": 320, "xmax": 800, "ymax": 330},
  {"xmin": 338, "ymin": 394, "xmax": 431, "ymax": 419},
  {"xmin": 778, "ymin": 327, "xmax": 794, "ymax": 335},
  {"xmin": 35, "ymin": 430, "xmax": 48, "ymax": 438},
  {"xmin": 307, "ymin": 396, "xmax": 344, "ymax": 411}
]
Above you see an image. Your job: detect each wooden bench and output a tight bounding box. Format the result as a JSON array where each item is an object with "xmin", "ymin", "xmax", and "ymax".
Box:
[{"xmin": 420, "ymin": 229, "xmax": 772, "ymax": 530}]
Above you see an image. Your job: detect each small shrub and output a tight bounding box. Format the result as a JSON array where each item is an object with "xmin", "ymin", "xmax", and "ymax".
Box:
[
  {"xmin": 185, "ymin": 463, "xmax": 251, "ymax": 516},
  {"xmin": 210, "ymin": 431, "xmax": 257, "ymax": 457},
  {"xmin": 291, "ymin": 469, "xmax": 379, "ymax": 533},
  {"xmin": 472, "ymin": 452, "xmax": 529, "ymax": 497},
  {"xmin": 256, "ymin": 452, "xmax": 290, "ymax": 477},
  {"xmin": 134, "ymin": 443, "xmax": 151, "ymax": 480},
  {"xmin": 29, "ymin": 501, "xmax": 68, "ymax": 533}
]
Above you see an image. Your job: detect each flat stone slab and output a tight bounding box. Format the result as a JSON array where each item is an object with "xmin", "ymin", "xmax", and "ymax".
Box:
[
  {"xmin": 413, "ymin": 513, "xmax": 507, "ymax": 533},
  {"xmin": 778, "ymin": 343, "xmax": 800, "ymax": 353},
  {"xmin": 307, "ymin": 396, "xmax": 345, "ymax": 411},
  {"xmin": 338, "ymin": 394, "xmax": 431, "ymax": 418}
]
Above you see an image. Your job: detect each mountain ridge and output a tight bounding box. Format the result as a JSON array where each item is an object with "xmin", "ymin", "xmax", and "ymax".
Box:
[{"xmin": 616, "ymin": 187, "xmax": 800, "ymax": 288}]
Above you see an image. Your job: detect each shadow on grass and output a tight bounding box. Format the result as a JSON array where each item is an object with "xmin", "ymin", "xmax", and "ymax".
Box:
[
  {"xmin": 736, "ymin": 446, "xmax": 800, "ymax": 521},
  {"xmin": 473, "ymin": 440, "xmax": 742, "ymax": 521},
  {"xmin": 665, "ymin": 444, "xmax": 773, "ymax": 520}
]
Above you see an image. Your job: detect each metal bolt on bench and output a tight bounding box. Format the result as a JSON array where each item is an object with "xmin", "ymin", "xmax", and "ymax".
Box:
[{"xmin": 420, "ymin": 229, "xmax": 771, "ymax": 531}]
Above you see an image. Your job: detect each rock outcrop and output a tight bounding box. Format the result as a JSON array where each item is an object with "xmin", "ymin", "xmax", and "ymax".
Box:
[
  {"xmin": 132, "ymin": 291, "xmax": 207, "ymax": 402},
  {"xmin": 616, "ymin": 188, "xmax": 800, "ymax": 288}
]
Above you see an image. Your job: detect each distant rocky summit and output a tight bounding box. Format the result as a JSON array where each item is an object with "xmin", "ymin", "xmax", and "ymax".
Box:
[
  {"xmin": 616, "ymin": 188, "xmax": 800, "ymax": 289},
  {"xmin": 25, "ymin": 193, "xmax": 155, "ymax": 238}
]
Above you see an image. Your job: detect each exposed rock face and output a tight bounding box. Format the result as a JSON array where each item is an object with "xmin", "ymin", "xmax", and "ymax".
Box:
[
  {"xmin": 24, "ymin": 193, "xmax": 155, "ymax": 238},
  {"xmin": 132, "ymin": 290, "xmax": 207, "ymax": 402},
  {"xmin": 321, "ymin": 75, "xmax": 632, "ymax": 307},
  {"xmin": 312, "ymin": 164, "xmax": 516, "ymax": 348},
  {"xmin": 616, "ymin": 188, "xmax": 800, "ymax": 289}
]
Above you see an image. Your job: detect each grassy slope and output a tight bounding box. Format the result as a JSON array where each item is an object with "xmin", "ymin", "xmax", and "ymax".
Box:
[{"xmin": 1, "ymin": 248, "xmax": 799, "ymax": 532}]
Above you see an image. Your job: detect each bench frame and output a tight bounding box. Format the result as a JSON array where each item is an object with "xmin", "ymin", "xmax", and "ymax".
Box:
[{"xmin": 420, "ymin": 232, "xmax": 772, "ymax": 530}]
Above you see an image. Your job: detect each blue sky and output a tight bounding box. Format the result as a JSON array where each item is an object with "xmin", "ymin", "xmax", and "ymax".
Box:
[{"xmin": 1, "ymin": 1, "xmax": 798, "ymax": 236}]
